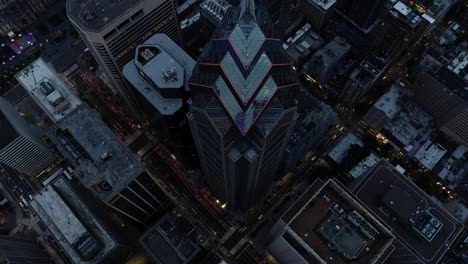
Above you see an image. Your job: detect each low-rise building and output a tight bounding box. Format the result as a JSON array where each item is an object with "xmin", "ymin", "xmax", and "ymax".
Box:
[
  {"xmin": 328, "ymin": 132, "xmax": 363, "ymax": 164},
  {"xmin": 414, "ymin": 140, "xmax": 447, "ymax": 171}
]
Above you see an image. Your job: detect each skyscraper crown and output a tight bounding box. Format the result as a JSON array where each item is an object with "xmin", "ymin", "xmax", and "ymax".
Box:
[{"xmin": 189, "ymin": 0, "xmax": 298, "ymax": 134}]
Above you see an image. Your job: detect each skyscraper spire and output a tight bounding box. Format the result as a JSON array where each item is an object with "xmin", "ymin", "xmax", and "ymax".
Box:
[{"xmin": 239, "ymin": 0, "xmax": 256, "ymax": 19}]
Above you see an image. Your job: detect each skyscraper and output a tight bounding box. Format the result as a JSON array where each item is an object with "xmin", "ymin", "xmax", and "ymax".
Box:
[
  {"xmin": 67, "ymin": 0, "xmax": 182, "ymax": 114},
  {"xmin": 188, "ymin": 0, "xmax": 300, "ymax": 212},
  {"xmin": 0, "ymin": 236, "xmax": 51, "ymax": 264},
  {"xmin": 343, "ymin": 0, "xmax": 383, "ymax": 29},
  {"xmin": 298, "ymin": 0, "xmax": 336, "ymax": 31},
  {"xmin": 0, "ymin": 0, "xmax": 55, "ymax": 36},
  {"xmin": 0, "ymin": 97, "xmax": 56, "ymax": 178}
]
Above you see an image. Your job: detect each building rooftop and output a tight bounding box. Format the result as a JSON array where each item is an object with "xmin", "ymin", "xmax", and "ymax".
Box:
[
  {"xmin": 309, "ymin": 0, "xmax": 336, "ymax": 11},
  {"xmin": 67, "ymin": 0, "xmax": 142, "ymax": 32},
  {"xmin": 15, "ymin": 58, "xmax": 81, "ymax": 123},
  {"xmin": 415, "ymin": 140, "xmax": 447, "ymax": 170},
  {"xmin": 349, "ymin": 153, "xmax": 380, "ymax": 178},
  {"xmin": 285, "ymin": 28, "xmax": 323, "ymax": 63},
  {"xmin": 123, "ymin": 34, "xmax": 195, "ymax": 115},
  {"xmin": 429, "ymin": 65, "xmax": 467, "ymax": 101},
  {"xmin": 199, "ymin": 0, "xmax": 232, "ymax": 26},
  {"xmin": 29, "ymin": 178, "xmax": 117, "ymax": 263},
  {"xmin": 389, "ymin": 1, "xmax": 422, "ymax": 28},
  {"xmin": 384, "ymin": 102, "xmax": 432, "ymax": 153},
  {"xmin": 374, "ymin": 83, "xmax": 409, "ymax": 119},
  {"xmin": 351, "ymin": 160, "xmax": 464, "ymax": 263},
  {"xmin": 268, "ymin": 179, "xmax": 394, "ymax": 264},
  {"xmin": 328, "ymin": 132, "xmax": 363, "ymax": 163},
  {"xmin": 309, "ymin": 36, "xmax": 351, "ymax": 68},
  {"xmin": 47, "ymin": 105, "xmax": 144, "ymax": 202},
  {"xmin": 139, "ymin": 209, "xmax": 207, "ymax": 264}
]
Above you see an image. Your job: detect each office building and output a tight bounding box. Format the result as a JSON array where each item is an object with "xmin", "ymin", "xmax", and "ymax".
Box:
[
  {"xmin": 435, "ymin": 145, "xmax": 467, "ymax": 191},
  {"xmin": 267, "ymin": 179, "xmax": 394, "ymax": 263},
  {"xmin": 257, "ymin": 0, "xmax": 297, "ymax": 36},
  {"xmin": 298, "ymin": 0, "xmax": 336, "ymax": 31},
  {"xmin": 340, "ymin": 0, "xmax": 383, "ymax": 30},
  {"xmin": 414, "ymin": 139, "xmax": 447, "ymax": 171},
  {"xmin": 385, "ymin": 103, "xmax": 433, "ymax": 155},
  {"xmin": 339, "ymin": 55, "xmax": 388, "ymax": 106},
  {"xmin": 413, "ymin": 66, "xmax": 468, "ymax": 146},
  {"xmin": 284, "ymin": 24, "xmax": 324, "ymax": 64},
  {"xmin": 0, "ymin": 97, "xmax": 56, "ymax": 178},
  {"xmin": 0, "ymin": 0, "xmax": 55, "ymax": 36},
  {"xmin": 362, "ymin": 83, "xmax": 409, "ymax": 131},
  {"xmin": 29, "ymin": 177, "xmax": 123, "ymax": 264},
  {"xmin": 351, "ymin": 159, "xmax": 464, "ymax": 263},
  {"xmin": 188, "ymin": 0, "xmax": 300, "ymax": 212},
  {"xmin": 284, "ymin": 91, "xmax": 336, "ymax": 169},
  {"xmin": 47, "ymin": 105, "xmax": 171, "ymax": 224},
  {"xmin": 302, "ymin": 36, "xmax": 351, "ymax": 84},
  {"xmin": 199, "ymin": 0, "xmax": 232, "ymax": 26},
  {"xmin": 67, "ymin": 0, "xmax": 182, "ymax": 114},
  {"xmin": 328, "ymin": 132, "xmax": 363, "ymax": 164},
  {"xmin": 15, "ymin": 58, "xmax": 82, "ymax": 123},
  {"xmin": 0, "ymin": 235, "xmax": 51, "ymax": 264},
  {"xmin": 123, "ymin": 34, "xmax": 195, "ymax": 116},
  {"xmin": 139, "ymin": 209, "xmax": 208, "ymax": 264}
]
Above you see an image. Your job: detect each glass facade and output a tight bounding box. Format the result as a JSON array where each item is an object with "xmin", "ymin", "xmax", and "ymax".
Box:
[{"xmin": 188, "ymin": 2, "xmax": 299, "ymax": 211}]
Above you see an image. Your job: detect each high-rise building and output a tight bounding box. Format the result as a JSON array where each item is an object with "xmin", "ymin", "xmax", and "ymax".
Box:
[
  {"xmin": 188, "ymin": 0, "xmax": 300, "ymax": 212},
  {"xmin": 0, "ymin": 0, "xmax": 55, "ymax": 36},
  {"xmin": 341, "ymin": 0, "xmax": 383, "ymax": 30},
  {"xmin": 0, "ymin": 97, "xmax": 56, "ymax": 177},
  {"xmin": 284, "ymin": 91, "xmax": 336, "ymax": 170},
  {"xmin": 413, "ymin": 66, "xmax": 468, "ymax": 146},
  {"xmin": 67, "ymin": 0, "xmax": 182, "ymax": 114},
  {"xmin": 123, "ymin": 34, "xmax": 195, "ymax": 116},
  {"xmin": 302, "ymin": 36, "xmax": 351, "ymax": 84},
  {"xmin": 29, "ymin": 177, "xmax": 124, "ymax": 263},
  {"xmin": 298, "ymin": 0, "xmax": 336, "ymax": 31},
  {"xmin": 339, "ymin": 55, "xmax": 388, "ymax": 106},
  {"xmin": 0, "ymin": 235, "xmax": 51, "ymax": 264}
]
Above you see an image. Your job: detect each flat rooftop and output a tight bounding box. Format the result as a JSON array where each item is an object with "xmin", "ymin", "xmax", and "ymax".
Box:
[
  {"xmin": 415, "ymin": 140, "xmax": 447, "ymax": 170},
  {"xmin": 328, "ymin": 132, "xmax": 363, "ymax": 163},
  {"xmin": 268, "ymin": 179, "xmax": 393, "ymax": 264},
  {"xmin": 384, "ymin": 102, "xmax": 432, "ymax": 152},
  {"xmin": 123, "ymin": 34, "xmax": 195, "ymax": 115},
  {"xmin": 139, "ymin": 209, "xmax": 207, "ymax": 264},
  {"xmin": 349, "ymin": 153, "xmax": 380, "ymax": 179},
  {"xmin": 285, "ymin": 29, "xmax": 323, "ymax": 62},
  {"xmin": 67, "ymin": 0, "xmax": 142, "ymax": 32},
  {"xmin": 373, "ymin": 83, "xmax": 407, "ymax": 119},
  {"xmin": 47, "ymin": 105, "xmax": 144, "ymax": 202},
  {"xmin": 428, "ymin": 66, "xmax": 467, "ymax": 101},
  {"xmin": 311, "ymin": 36, "xmax": 351, "ymax": 66},
  {"xmin": 15, "ymin": 58, "xmax": 81, "ymax": 123},
  {"xmin": 29, "ymin": 178, "xmax": 117, "ymax": 263},
  {"xmin": 351, "ymin": 160, "xmax": 463, "ymax": 263},
  {"xmin": 310, "ymin": 0, "xmax": 336, "ymax": 11}
]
